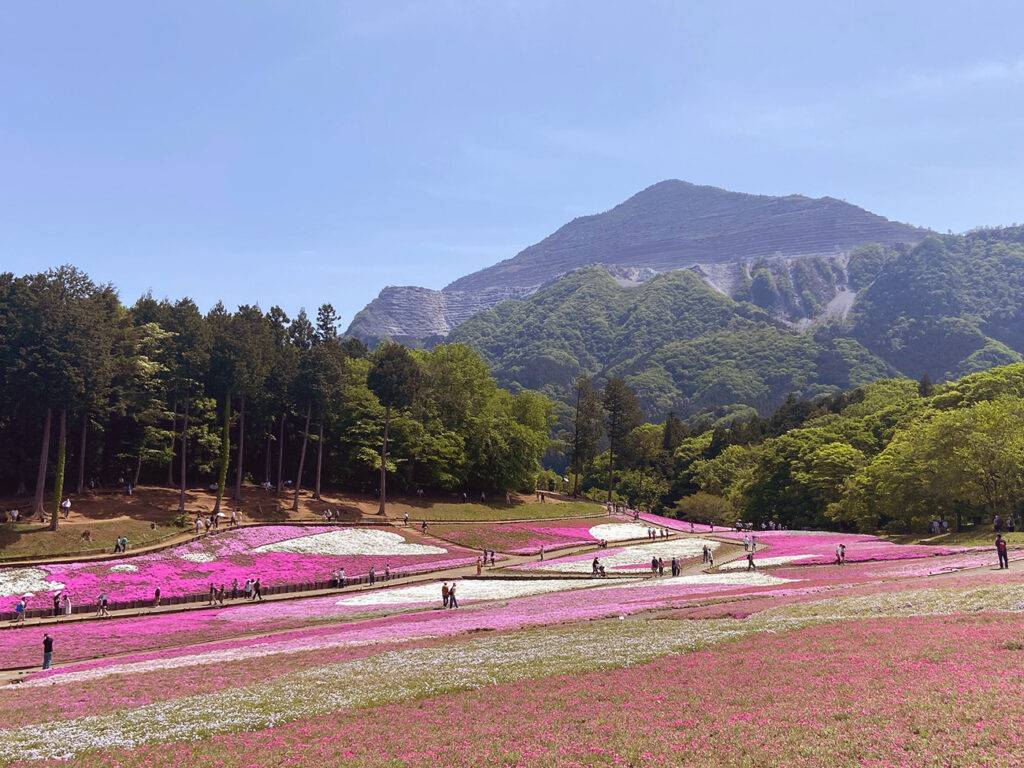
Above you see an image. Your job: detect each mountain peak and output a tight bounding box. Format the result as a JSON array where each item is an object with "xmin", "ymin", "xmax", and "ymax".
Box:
[{"xmin": 347, "ymin": 181, "xmax": 929, "ymax": 344}]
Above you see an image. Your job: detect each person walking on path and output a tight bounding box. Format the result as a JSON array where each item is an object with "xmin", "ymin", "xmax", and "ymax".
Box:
[
  {"xmin": 153, "ymin": 587, "xmax": 161, "ymax": 608},
  {"xmin": 244, "ymin": 579, "xmax": 253, "ymax": 600},
  {"xmin": 384, "ymin": 563, "xmax": 391, "ymax": 582},
  {"xmin": 62, "ymin": 594, "xmax": 72, "ymax": 616},
  {"xmin": 52, "ymin": 594, "xmax": 61, "ymax": 617},
  {"xmin": 403, "ymin": 512, "xmax": 409, "ymax": 526},
  {"xmin": 14, "ymin": 598, "xmax": 26, "ymax": 624},
  {"xmin": 448, "ymin": 581, "xmax": 458, "ymax": 609},
  {"xmin": 441, "ymin": 581, "xmax": 450, "ymax": 608},
  {"xmin": 369, "ymin": 566, "xmax": 376, "ymax": 586},
  {"xmin": 747, "ymin": 552, "xmax": 756, "ymax": 571},
  {"xmin": 253, "ymin": 578, "xmax": 262, "ymax": 600},
  {"xmin": 539, "ymin": 545, "xmax": 545, "ymax": 561},
  {"xmin": 120, "ymin": 536, "xmax": 128, "ymax": 553},
  {"xmin": 42, "ymin": 633, "xmax": 53, "ymax": 669},
  {"xmin": 98, "ymin": 593, "xmax": 109, "ymax": 617},
  {"xmin": 476, "ymin": 558, "xmax": 483, "ymax": 576},
  {"xmin": 997, "ymin": 534, "xmax": 1009, "ymax": 569},
  {"xmin": 231, "ymin": 579, "xmax": 238, "ymax": 600}
]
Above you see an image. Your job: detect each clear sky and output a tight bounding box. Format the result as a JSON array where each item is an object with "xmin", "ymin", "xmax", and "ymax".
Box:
[{"xmin": 2, "ymin": 1, "xmax": 1023, "ymax": 327}]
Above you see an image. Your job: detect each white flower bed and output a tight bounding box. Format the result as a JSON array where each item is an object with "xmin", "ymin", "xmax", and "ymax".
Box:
[
  {"xmin": 336, "ymin": 578, "xmax": 619, "ymax": 608},
  {"xmin": 253, "ymin": 529, "xmax": 447, "ymax": 557},
  {"xmin": 0, "ymin": 567, "xmax": 65, "ymax": 598},
  {"xmin": 588, "ymin": 523, "xmax": 661, "ymax": 542},
  {"xmin": 109, "ymin": 564, "xmax": 139, "ymax": 573},
  {"xmin": 179, "ymin": 553, "xmax": 217, "ymax": 563},
  {"xmin": 524, "ymin": 538, "xmax": 718, "ymax": 574},
  {"xmin": 718, "ymin": 555, "xmax": 815, "ymax": 571}
]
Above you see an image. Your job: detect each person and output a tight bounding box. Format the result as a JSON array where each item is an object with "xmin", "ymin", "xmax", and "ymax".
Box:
[
  {"xmin": 60, "ymin": 497, "xmax": 71, "ymax": 518},
  {"xmin": 506, "ymin": 491, "xmax": 512, "ymax": 506},
  {"xmin": 245, "ymin": 579, "xmax": 253, "ymax": 600},
  {"xmin": 217, "ymin": 585, "xmax": 225, "ymax": 606},
  {"xmin": 195, "ymin": 517, "xmax": 203, "ymax": 536},
  {"xmin": 476, "ymin": 558, "xmax": 482, "ymax": 576},
  {"xmin": 592, "ymin": 557, "xmax": 600, "ymax": 577},
  {"xmin": 369, "ymin": 566, "xmax": 376, "ymax": 585},
  {"xmin": 489, "ymin": 549, "xmax": 496, "ymax": 566},
  {"xmin": 120, "ymin": 536, "xmax": 128, "ymax": 553},
  {"xmin": 253, "ymin": 577, "xmax": 262, "ymax": 600},
  {"xmin": 448, "ymin": 581, "xmax": 458, "ymax": 609},
  {"xmin": 338, "ymin": 566, "xmax": 346, "ymax": 587},
  {"xmin": 403, "ymin": 512, "xmax": 409, "ymax": 526},
  {"xmin": 153, "ymin": 587, "xmax": 161, "ymax": 608},
  {"xmin": 14, "ymin": 598, "xmax": 26, "ymax": 624},
  {"xmin": 98, "ymin": 593, "xmax": 110, "ymax": 617},
  {"xmin": 62, "ymin": 594, "xmax": 72, "ymax": 616},
  {"xmin": 421, "ymin": 520, "xmax": 428, "ymax": 533},
  {"xmin": 658, "ymin": 557, "xmax": 665, "ymax": 577},
  {"xmin": 42, "ymin": 633, "xmax": 53, "ymax": 669},
  {"xmin": 839, "ymin": 544, "xmax": 847, "ymax": 565},
  {"xmin": 231, "ymin": 578, "xmax": 238, "ymax": 600},
  {"xmin": 53, "ymin": 594, "xmax": 61, "ymax": 617},
  {"xmin": 209, "ymin": 584, "xmax": 217, "ymax": 605},
  {"xmin": 539, "ymin": 545, "xmax": 545, "ymax": 561},
  {"xmin": 707, "ymin": 549, "xmax": 714, "ymax": 566},
  {"xmin": 835, "ymin": 545, "xmax": 843, "ymax": 566},
  {"xmin": 690, "ymin": 521, "xmax": 694, "ymax": 533},
  {"xmin": 480, "ymin": 491, "xmax": 486, "ymax": 503},
  {"xmin": 384, "ymin": 563, "xmax": 391, "ymax": 582},
  {"xmin": 747, "ymin": 552, "xmax": 756, "ymax": 571},
  {"xmin": 441, "ymin": 581, "xmax": 450, "ymax": 608},
  {"xmin": 462, "ymin": 491, "xmax": 468, "ymax": 503},
  {"xmin": 230, "ymin": 509, "xmax": 238, "ymax": 527},
  {"xmin": 996, "ymin": 534, "xmax": 1009, "ymax": 569},
  {"xmin": 651, "ymin": 556, "xmax": 659, "ymax": 575},
  {"xmin": 113, "ymin": 538, "xmax": 121, "ymax": 554}
]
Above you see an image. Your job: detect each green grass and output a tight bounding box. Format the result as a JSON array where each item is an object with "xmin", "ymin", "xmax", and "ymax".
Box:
[
  {"xmin": 886, "ymin": 530, "xmax": 1024, "ymax": 548},
  {"xmin": 392, "ymin": 500, "xmax": 607, "ymax": 522},
  {"xmin": 0, "ymin": 518, "xmax": 182, "ymax": 560}
]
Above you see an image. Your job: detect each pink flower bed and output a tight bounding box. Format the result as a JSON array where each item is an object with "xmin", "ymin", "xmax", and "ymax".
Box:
[
  {"xmin": 714, "ymin": 529, "xmax": 976, "ymax": 565},
  {"xmin": 0, "ymin": 526, "xmax": 479, "ymax": 605},
  {"xmin": 430, "ymin": 517, "xmax": 627, "ymax": 555},
  {"xmin": 35, "ymin": 614, "xmax": 1024, "ymax": 768}
]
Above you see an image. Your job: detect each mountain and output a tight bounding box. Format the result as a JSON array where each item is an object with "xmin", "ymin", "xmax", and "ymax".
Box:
[
  {"xmin": 446, "ymin": 230, "xmax": 1024, "ymax": 422},
  {"xmin": 346, "ymin": 180, "xmax": 928, "ymax": 344}
]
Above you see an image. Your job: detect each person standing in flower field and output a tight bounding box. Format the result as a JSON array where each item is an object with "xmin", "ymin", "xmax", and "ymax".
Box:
[
  {"xmin": 369, "ymin": 566, "xmax": 376, "ymax": 586},
  {"xmin": 384, "ymin": 563, "xmax": 391, "ymax": 581},
  {"xmin": 42, "ymin": 633, "xmax": 53, "ymax": 669},
  {"xmin": 996, "ymin": 534, "xmax": 1009, "ymax": 569},
  {"xmin": 448, "ymin": 581, "xmax": 458, "ymax": 609},
  {"xmin": 441, "ymin": 581, "xmax": 450, "ymax": 608}
]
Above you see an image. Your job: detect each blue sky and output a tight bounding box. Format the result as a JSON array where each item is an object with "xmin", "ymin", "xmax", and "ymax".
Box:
[{"xmin": 2, "ymin": 1, "xmax": 1023, "ymax": 327}]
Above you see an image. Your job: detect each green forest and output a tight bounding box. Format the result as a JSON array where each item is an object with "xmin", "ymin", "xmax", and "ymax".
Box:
[
  {"xmin": 0, "ymin": 268, "xmax": 552, "ymax": 521},
  {"xmin": 4, "ymin": 241, "xmax": 1024, "ymax": 534}
]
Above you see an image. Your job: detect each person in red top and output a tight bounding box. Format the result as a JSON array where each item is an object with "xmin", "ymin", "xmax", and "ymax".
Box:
[{"xmin": 996, "ymin": 534, "xmax": 1009, "ymax": 569}]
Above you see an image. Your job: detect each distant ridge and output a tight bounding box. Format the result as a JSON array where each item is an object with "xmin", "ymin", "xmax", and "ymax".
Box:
[{"xmin": 346, "ymin": 180, "xmax": 928, "ymax": 344}]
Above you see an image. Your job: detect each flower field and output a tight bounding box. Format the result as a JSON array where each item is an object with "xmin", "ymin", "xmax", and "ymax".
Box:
[
  {"xmin": 429, "ymin": 516, "xmax": 664, "ymax": 555},
  {"xmin": 2, "ymin": 517, "xmax": 1022, "ymax": 767},
  {"xmin": 0, "ymin": 526, "xmax": 479, "ymax": 606}
]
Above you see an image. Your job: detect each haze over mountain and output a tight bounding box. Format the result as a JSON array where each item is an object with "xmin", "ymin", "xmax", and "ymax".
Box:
[{"xmin": 346, "ymin": 180, "xmax": 928, "ymax": 345}]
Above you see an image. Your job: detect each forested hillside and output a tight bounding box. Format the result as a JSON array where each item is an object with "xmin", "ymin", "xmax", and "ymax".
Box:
[{"xmin": 450, "ymin": 230, "xmax": 1024, "ymax": 423}]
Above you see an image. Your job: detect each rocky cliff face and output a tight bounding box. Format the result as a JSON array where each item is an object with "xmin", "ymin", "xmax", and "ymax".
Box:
[{"xmin": 346, "ymin": 180, "xmax": 928, "ymax": 344}]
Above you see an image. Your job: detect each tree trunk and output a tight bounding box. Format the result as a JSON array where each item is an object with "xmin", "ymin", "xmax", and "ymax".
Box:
[
  {"xmin": 606, "ymin": 443, "xmax": 615, "ymax": 504},
  {"xmin": 276, "ymin": 413, "xmax": 285, "ymax": 496},
  {"xmin": 378, "ymin": 404, "xmax": 390, "ymax": 516},
  {"xmin": 264, "ymin": 429, "xmax": 272, "ymax": 485},
  {"xmin": 234, "ymin": 392, "xmax": 246, "ymax": 502},
  {"xmin": 291, "ymin": 402, "xmax": 312, "ymax": 511},
  {"xmin": 213, "ymin": 390, "xmax": 231, "ymax": 515},
  {"xmin": 31, "ymin": 407, "xmax": 52, "ymax": 518},
  {"xmin": 167, "ymin": 396, "xmax": 177, "ymax": 487},
  {"xmin": 571, "ymin": 384, "xmax": 582, "ymax": 497},
  {"xmin": 76, "ymin": 411, "xmax": 87, "ymax": 495},
  {"xmin": 133, "ymin": 448, "xmax": 143, "ymax": 488},
  {"xmin": 177, "ymin": 395, "xmax": 190, "ymax": 513},
  {"xmin": 50, "ymin": 409, "xmax": 67, "ymax": 531},
  {"xmin": 314, "ymin": 417, "xmax": 324, "ymax": 501}
]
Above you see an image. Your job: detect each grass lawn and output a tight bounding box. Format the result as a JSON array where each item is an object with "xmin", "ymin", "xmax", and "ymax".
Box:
[
  {"xmin": 888, "ymin": 529, "xmax": 1024, "ymax": 548},
  {"xmin": 391, "ymin": 500, "xmax": 607, "ymax": 521},
  {"xmin": 0, "ymin": 518, "xmax": 182, "ymax": 560}
]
